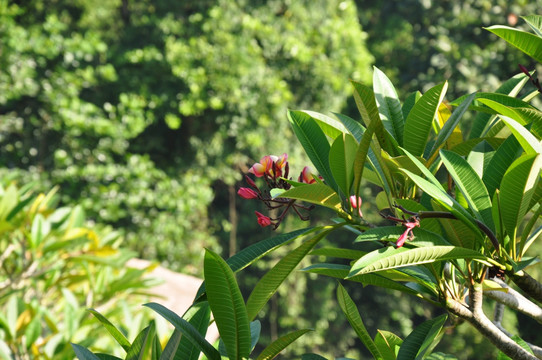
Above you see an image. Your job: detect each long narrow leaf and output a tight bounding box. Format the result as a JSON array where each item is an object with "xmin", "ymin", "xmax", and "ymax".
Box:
[
  {"xmin": 126, "ymin": 322, "xmax": 156, "ymax": 360},
  {"xmin": 246, "ymin": 228, "xmax": 333, "ymax": 321},
  {"xmin": 348, "ymin": 246, "xmax": 488, "ymax": 277},
  {"xmin": 87, "ymin": 309, "xmax": 131, "ymax": 352},
  {"xmin": 429, "ymin": 93, "xmax": 476, "ymax": 158},
  {"xmin": 71, "ymin": 344, "xmax": 102, "ymax": 360},
  {"xmin": 522, "ymin": 15, "xmax": 542, "ymax": 37},
  {"xmin": 396, "ymin": 314, "xmax": 447, "ymax": 360},
  {"xmin": 500, "ymin": 154, "xmax": 542, "ymax": 239},
  {"xmin": 176, "ymin": 302, "xmax": 211, "ymax": 360},
  {"xmin": 195, "ymin": 227, "xmax": 316, "ymax": 299},
  {"xmin": 144, "ymin": 303, "xmax": 220, "ymax": 360},
  {"xmin": 204, "ymin": 250, "xmax": 251, "ymax": 360},
  {"xmin": 374, "ymin": 330, "xmax": 403, "ymax": 360},
  {"xmin": 279, "ymin": 184, "xmax": 342, "ymax": 211},
  {"xmin": 403, "ymin": 82, "xmax": 448, "ymax": 157},
  {"xmin": 288, "ymin": 110, "xmax": 338, "ymax": 192},
  {"xmin": 303, "ymin": 111, "xmax": 348, "ymax": 139},
  {"xmin": 329, "ymin": 133, "xmax": 358, "ymax": 196},
  {"xmin": 440, "ymin": 150, "xmax": 495, "ymax": 232},
  {"xmin": 500, "ymin": 116, "xmax": 542, "ymax": 155},
  {"xmin": 483, "ymin": 135, "xmax": 522, "ymax": 198},
  {"xmin": 256, "ymin": 329, "xmax": 312, "ymax": 360},
  {"xmin": 337, "ymin": 283, "xmax": 383, "ymax": 360},
  {"xmin": 485, "ymin": 25, "xmax": 542, "ymax": 63},
  {"xmin": 373, "ymin": 66, "xmax": 404, "ymax": 145}
]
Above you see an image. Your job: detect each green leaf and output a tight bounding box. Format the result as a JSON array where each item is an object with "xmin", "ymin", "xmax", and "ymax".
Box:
[
  {"xmin": 483, "ymin": 135, "xmax": 522, "ymax": 198},
  {"xmin": 309, "ymin": 246, "xmax": 366, "ymax": 260},
  {"xmin": 373, "ymin": 66, "xmax": 404, "ymax": 145},
  {"xmin": 522, "ymin": 15, "xmax": 542, "ymax": 37},
  {"xmin": 329, "ymin": 133, "xmax": 358, "ymax": 196},
  {"xmin": 374, "ymin": 330, "xmax": 403, "ymax": 360},
  {"xmin": 301, "ymin": 354, "xmax": 328, "ymax": 360},
  {"xmin": 348, "ymin": 246, "xmax": 487, "ymax": 277},
  {"xmin": 355, "ymin": 227, "xmax": 450, "ymax": 247},
  {"xmin": 337, "ymin": 283, "xmax": 383, "ymax": 360},
  {"xmin": 400, "ymin": 168, "xmax": 482, "ymax": 239},
  {"xmin": 280, "ymin": 184, "xmax": 342, "ymax": 211},
  {"xmin": 0, "ymin": 185, "xmax": 18, "ymax": 222},
  {"xmin": 466, "ymin": 74, "xmax": 530, "ymax": 139},
  {"xmin": 288, "ymin": 110, "xmax": 338, "ymax": 192},
  {"xmin": 176, "ymin": 302, "xmax": 211, "ymax": 360},
  {"xmin": 485, "ymin": 25, "xmax": 542, "ymax": 63},
  {"xmin": 425, "ymin": 353, "xmax": 458, "ymax": 360},
  {"xmin": 246, "ymin": 228, "xmax": 332, "ymax": 321},
  {"xmin": 396, "ymin": 315, "xmax": 447, "ymax": 360},
  {"xmin": 440, "ymin": 150, "xmax": 495, "ymax": 232},
  {"xmin": 72, "ymin": 344, "xmax": 102, "ymax": 360},
  {"xmin": 403, "ymin": 82, "xmax": 448, "ymax": 157},
  {"xmin": 499, "ymin": 116, "xmax": 542, "ymax": 155},
  {"xmin": 256, "ymin": 329, "xmax": 312, "ymax": 360},
  {"xmin": 126, "ymin": 322, "xmax": 156, "ymax": 360},
  {"xmin": 303, "ymin": 111, "xmax": 348, "ymax": 139},
  {"xmin": 302, "ymin": 264, "xmax": 420, "ymax": 295},
  {"xmin": 333, "ymin": 112, "xmax": 365, "ymax": 142},
  {"xmin": 429, "ymin": 93, "xmax": 476, "ymax": 158},
  {"xmin": 161, "ymin": 330, "xmax": 181, "ymax": 360},
  {"xmin": 500, "ymin": 154, "xmax": 542, "ymax": 239},
  {"xmin": 144, "ymin": 303, "xmax": 220, "ymax": 360},
  {"xmin": 88, "ymin": 309, "xmax": 131, "ymax": 352},
  {"xmin": 204, "ymin": 250, "xmax": 251, "ymax": 360},
  {"xmin": 402, "ymin": 91, "xmax": 422, "ymax": 120},
  {"xmin": 195, "ymin": 228, "xmax": 316, "ymax": 299}
]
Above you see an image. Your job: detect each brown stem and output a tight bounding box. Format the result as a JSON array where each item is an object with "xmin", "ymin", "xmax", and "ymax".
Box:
[
  {"xmin": 446, "ymin": 284, "xmax": 538, "ymax": 360},
  {"xmin": 228, "ymin": 185, "xmax": 238, "ymax": 257}
]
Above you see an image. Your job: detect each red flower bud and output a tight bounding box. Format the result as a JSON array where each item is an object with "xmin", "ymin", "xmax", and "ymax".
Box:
[
  {"xmin": 255, "ymin": 211, "xmax": 272, "ymax": 227},
  {"xmin": 238, "ymin": 187, "xmax": 258, "ymax": 199},
  {"xmin": 349, "ymin": 195, "xmax": 363, "ymax": 217}
]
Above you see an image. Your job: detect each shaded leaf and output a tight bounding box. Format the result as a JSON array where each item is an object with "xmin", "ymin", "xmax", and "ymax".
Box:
[{"xmin": 256, "ymin": 329, "xmax": 312, "ymax": 360}]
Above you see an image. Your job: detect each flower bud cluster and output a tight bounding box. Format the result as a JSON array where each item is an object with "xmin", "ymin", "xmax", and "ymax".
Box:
[{"xmin": 238, "ymin": 153, "xmax": 315, "ymax": 229}]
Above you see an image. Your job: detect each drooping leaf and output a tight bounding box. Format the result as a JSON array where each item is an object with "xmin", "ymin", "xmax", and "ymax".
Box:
[
  {"xmin": 403, "ymin": 82, "xmax": 448, "ymax": 157},
  {"xmin": 440, "ymin": 150, "xmax": 495, "ymax": 232},
  {"xmin": 373, "ymin": 66, "xmax": 404, "ymax": 145},
  {"xmin": 485, "ymin": 25, "xmax": 542, "ymax": 63},
  {"xmin": 337, "ymin": 283, "xmax": 383, "ymax": 360},
  {"xmin": 88, "ymin": 309, "xmax": 131, "ymax": 352},
  {"xmin": 255, "ymin": 329, "xmax": 312, "ymax": 360},
  {"xmin": 329, "ymin": 133, "xmax": 358, "ymax": 196},
  {"xmin": 204, "ymin": 250, "xmax": 251, "ymax": 360},
  {"xmin": 144, "ymin": 303, "xmax": 220, "ymax": 360},
  {"xmin": 288, "ymin": 110, "xmax": 338, "ymax": 192},
  {"xmin": 280, "ymin": 184, "xmax": 342, "ymax": 211},
  {"xmin": 348, "ymin": 246, "xmax": 487, "ymax": 277},
  {"xmin": 396, "ymin": 314, "xmax": 448, "ymax": 360},
  {"xmin": 246, "ymin": 228, "xmax": 332, "ymax": 321}
]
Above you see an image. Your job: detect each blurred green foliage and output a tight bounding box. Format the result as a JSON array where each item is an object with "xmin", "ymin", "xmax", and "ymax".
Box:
[
  {"xmin": 0, "ymin": 180, "xmax": 156, "ymax": 359},
  {"xmin": 0, "ymin": 0, "xmax": 373, "ymax": 275}
]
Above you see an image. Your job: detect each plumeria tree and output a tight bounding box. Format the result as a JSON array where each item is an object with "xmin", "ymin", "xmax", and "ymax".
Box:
[
  {"xmin": 234, "ymin": 16, "xmax": 542, "ymax": 360},
  {"xmin": 72, "ymin": 14, "xmax": 542, "ymax": 360}
]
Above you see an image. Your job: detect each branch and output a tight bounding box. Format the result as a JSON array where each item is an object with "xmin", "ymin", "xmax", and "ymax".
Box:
[
  {"xmin": 446, "ymin": 284, "xmax": 538, "ymax": 360},
  {"xmin": 509, "ymin": 271, "xmax": 542, "ymax": 304},
  {"xmin": 486, "ymin": 278, "xmax": 542, "ymax": 324}
]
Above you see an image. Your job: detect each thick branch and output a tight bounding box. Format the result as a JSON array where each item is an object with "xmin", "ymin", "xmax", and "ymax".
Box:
[
  {"xmin": 446, "ymin": 284, "xmax": 538, "ymax": 360},
  {"xmin": 509, "ymin": 271, "xmax": 542, "ymax": 304},
  {"xmin": 486, "ymin": 278, "xmax": 542, "ymax": 324}
]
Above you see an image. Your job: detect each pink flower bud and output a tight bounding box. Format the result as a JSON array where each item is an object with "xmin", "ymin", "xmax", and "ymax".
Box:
[
  {"xmin": 244, "ymin": 175, "xmax": 257, "ymax": 189},
  {"xmin": 238, "ymin": 187, "xmax": 258, "ymax": 199},
  {"xmin": 255, "ymin": 211, "xmax": 272, "ymax": 227},
  {"xmin": 349, "ymin": 195, "xmax": 363, "ymax": 217}
]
